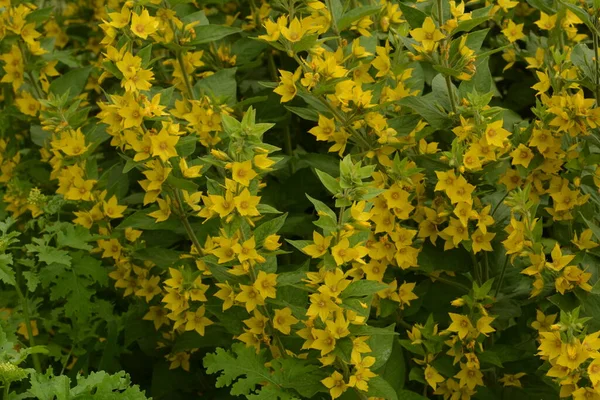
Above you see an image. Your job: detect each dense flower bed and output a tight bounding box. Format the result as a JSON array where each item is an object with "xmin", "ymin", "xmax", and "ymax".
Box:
[{"xmin": 2, "ymin": 0, "xmax": 600, "ymax": 399}]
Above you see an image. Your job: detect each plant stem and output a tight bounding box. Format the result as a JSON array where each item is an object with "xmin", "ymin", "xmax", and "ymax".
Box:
[
  {"xmin": 247, "ymin": 267, "xmax": 288, "ymax": 359},
  {"xmin": 173, "ymin": 189, "xmax": 204, "ymax": 256},
  {"xmin": 176, "ymin": 50, "xmax": 196, "ymax": 100},
  {"xmin": 445, "ymin": 75, "xmax": 457, "ymax": 114},
  {"xmin": 493, "ymin": 256, "xmax": 510, "ymax": 298},
  {"xmin": 594, "ymin": 24, "xmax": 600, "ymax": 104},
  {"xmin": 15, "ymin": 284, "xmax": 41, "ymax": 373}
]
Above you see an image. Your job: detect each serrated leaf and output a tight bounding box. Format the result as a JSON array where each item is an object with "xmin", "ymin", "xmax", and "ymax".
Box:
[{"xmin": 0, "ymin": 254, "xmax": 16, "ymax": 286}]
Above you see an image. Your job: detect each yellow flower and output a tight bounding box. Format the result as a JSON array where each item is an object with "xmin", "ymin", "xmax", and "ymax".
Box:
[
  {"xmin": 545, "ymin": 244, "xmax": 575, "ymax": 272},
  {"xmin": 281, "ymin": 17, "xmax": 305, "ymax": 42},
  {"xmin": 253, "ymin": 271, "xmax": 277, "ymax": 299},
  {"xmin": 572, "ymin": 229, "xmax": 598, "ymax": 250},
  {"xmin": 510, "ymin": 144, "xmax": 534, "ymax": 168},
  {"xmin": 531, "ymin": 310, "xmax": 557, "ymax": 332},
  {"xmin": 556, "ymin": 339, "xmax": 588, "ymax": 369},
  {"xmin": 168, "ymin": 352, "xmax": 190, "ymax": 371},
  {"xmin": 235, "ymin": 284, "xmax": 265, "ymax": 312},
  {"xmin": 535, "ymin": 12, "xmax": 557, "ymax": 30},
  {"xmin": 302, "ymin": 231, "xmax": 332, "ymax": 258},
  {"xmin": 454, "ymin": 363, "xmax": 483, "ymax": 389},
  {"xmin": 476, "ymin": 316, "xmax": 495, "ymax": 336},
  {"xmin": 130, "ymin": 9, "xmax": 159, "ymax": 39},
  {"xmin": 150, "ymin": 129, "xmax": 179, "ymax": 161},
  {"xmin": 471, "ymin": 229, "xmax": 495, "ymax": 253},
  {"xmin": 398, "ymin": 281, "xmax": 418, "ymax": 309},
  {"xmin": 484, "ymin": 120, "xmax": 511, "ymax": 147},
  {"xmin": 215, "ymin": 283, "xmax": 235, "ymax": 311},
  {"xmin": 410, "ymin": 17, "xmax": 445, "ymax": 52},
  {"xmin": 321, "ymin": 371, "xmax": 347, "ymax": 399},
  {"xmin": 108, "ymin": 6, "xmax": 131, "ymax": 29},
  {"xmin": 179, "ymin": 158, "xmax": 203, "ymax": 178},
  {"xmin": 448, "ymin": 313, "xmax": 473, "ymax": 339},
  {"xmin": 307, "ymin": 292, "xmax": 338, "ymax": 321},
  {"xmin": 15, "ymin": 91, "xmax": 39, "ymax": 116},
  {"xmin": 103, "ymin": 195, "xmax": 127, "ymax": 219},
  {"xmin": 231, "ymin": 160, "xmax": 257, "ymax": 186},
  {"xmin": 309, "ymin": 115, "xmax": 336, "ymax": 141},
  {"xmin": 148, "ymin": 197, "xmax": 172, "ymax": 222},
  {"xmin": 502, "ymin": 20, "xmax": 525, "ymax": 43},
  {"xmin": 424, "ymin": 364, "xmax": 444, "ymax": 391},
  {"xmin": 273, "ymin": 307, "xmax": 299, "ymax": 334},
  {"xmin": 311, "ymin": 328, "xmax": 336, "ymax": 355},
  {"xmin": 209, "ymin": 191, "xmax": 236, "ymax": 218},
  {"xmin": 348, "ymin": 366, "xmax": 376, "ymax": 391},
  {"xmin": 499, "ymin": 372, "xmax": 525, "ymax": 388},
  {"xmin": 234, "ymin": 188, "xmax": 260, "ymax": 216},
  {"xmin": 274, "ymin": 68, "xmax": 301, "ymax": 103}
]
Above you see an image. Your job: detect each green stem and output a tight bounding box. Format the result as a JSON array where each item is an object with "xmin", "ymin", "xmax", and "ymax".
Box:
[
  {"xmin": 594, "ymin": 26, "xmax": 600, "ymax": 104},
  {"xmin": 493, "ymin": 257, "xmax": 510, "ymax": 298},
  {"xmin": 470, "ymin": 251, "xmax": 481, "ymax": 285},
  {"xmin": 15, "ymin": 285, "xmax": 41, "ymax": 373},
  {"xmin": 176, "ymin": 50, "xmax": 196, "ymax": 100},
  {"xmin": 173, "ymin": 189, "xmax": 204, "ymax": 255},
  {"xmin": 247, "ymin": 266, "xmax": 288, "ymax": 359},
  {"xmin": 445, "ymin": 75, "xmax": 457, "ymax": 114},
  {"xmin": 290, "ymin": 54, "xmax": 371, "ymax": 151},
  {"xmin": 3, "ymin": 382, "xmax": 10, "ymax": 399}
]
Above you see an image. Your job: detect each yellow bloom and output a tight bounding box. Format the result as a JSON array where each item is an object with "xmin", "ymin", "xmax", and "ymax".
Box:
[
  {"xmin": 321, "ymin": 371, "xmax": 347, "ymax": 399},
  {"xmin": 150, "ymin": 129, "xmax": 179, "ymax": 161},
  {"xmin": 502, "ymin": 20, "xmax": 525, "ymax": 43},
  {"xmin": 510, "ymin": 144, "xmax": 534, "ymax": 168},
  {"xmin": 274, "ymin": 68, "xmax": 301, "ymax": 103},
  {"xmin": 253, "ymin": 271, "xmax": 277, "ymax": 299},
  {"xmin": 148, "ymin": 197, "xmax": 172, "ymax": 222},
  {"xmin": 303, "ymin": 231, "xmax": 332, "ymax": 258},
  {"xmin": 234, "ymin": 188, "xmax": 260, "ymax": 217},
  {"xmin": 535, "ymin": 12, "xmax": 557, "ymax": 30},
  {"xmin": 273, "ymin": 307, "xmax": 299, "ymax": 334},
  {"xmin": 231, "ymin": 160, "xmax": 257, "ymax": 186},
  {"xmin": 499, "ymin": 372, "xmax": 525, "ymax": 388},
  {"xmin": 281, "ymin": 17, "xmax": 305, "ymax": 42},
  {"xmin": 103, "ymin": 195, "xmax": 127, "ymax": 219},
  {"xmin": 235, "ymin": 284, "xmax": 265, "ymax": 312},
  {"xmin": 131, "ymin": 9, "xmax": 159, "ymax": 39},
  {"xmin": 425, "ymin": 364, "xmax": 444, "ymax": 391},
  {"xmin": 410, "ymin": 17, "xmax": 445, "ymax": 52},
  {"xmin": 448, "ymin": 313, "xmax": 473, "ymax": 339},
  {"xmin": 15, "ymin": 91, "xmax": 39, "ymax": 116}
]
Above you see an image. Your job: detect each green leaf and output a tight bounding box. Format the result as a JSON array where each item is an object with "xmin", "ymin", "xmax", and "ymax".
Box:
[
  {"xmin": 189, "ymin": 25, "xmax": 242, "ymax": 44},
  {"xmin": 194, "ymin": 68, "xmax": 237, "ymax": 106},
  {"xmin": 0, "ymin": 254, "xmax": 16, "ymax": 286},
  {"xmin": 254, "ymin": 213, "xmax": 287, "ymax": 246},
  {"xmin": 56, "ymin": 223, "xmax": 95, "ymax": 251},
  {"xmin": 376, "ymin": 338, "xmax": 406, "ymax": 393},
  {"xmin": 204, "ymin": 343, "xmax": 321, "ymax": 398},
  {"xmin": 176, "ymin": 135, "xmax": 197, "ymax": 157},
  {"xmin": 396, "ymin": 390, "xmax": 428, "ymax": 400},
  {"xmin": 337, "ymin": 5, "xmax": 381, "ymax": 31},
  {"xmin": 315, "ymin": 169, "xmax": 341, "ymax": 195},
  {"xmin": 30, "ymin": 125, "xmax": 51, "ymax": 147},
  {"xmin": 285, "ymin": 106, "xmax": 319, "ymax": 121},
  {"xmin": 368, "ymin": 324, "xmax": 396, "ymax": 370},
  {"xmin": 366, "ymin": 376, "xmax": 398, "ymax": 400},
  {"xmin": 49, "ymin": 67, "xmax": 92, "ymax": 99},
  {"xmin": 581, "ymin": 213, "xmax": 600, "ymax": 242},
  {"xmin": 340, "ymin": 280, "xmax": 388, "ymax": 298},
  {"xmin": 398, "ymin": 3, "xmax": 426, "ymax": 28},
  {"xmin": 399, "ymin": 95, "xmax": 452, "ymax": 130}
]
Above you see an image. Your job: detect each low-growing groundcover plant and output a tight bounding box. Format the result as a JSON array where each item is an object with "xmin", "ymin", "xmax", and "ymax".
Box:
[{"xmin": 5, "ymin": 0, "xmax": 600, "ymax": 399}]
